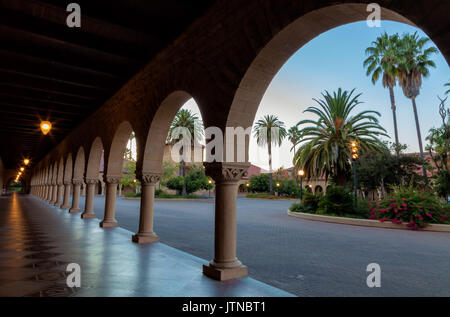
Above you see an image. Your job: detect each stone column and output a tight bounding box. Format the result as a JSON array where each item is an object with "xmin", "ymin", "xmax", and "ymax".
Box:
[
  {"xmin": 69, "ymin": 179, "xmax": 82, "ymax": 213},
  {"xmin": 81, "ymin": 183, "xmax": 86, "ymax": 196},
  {"xmin": 52, "ymin": 183, "xmax": 58, "ymax": 204},
  {"xmin": 99, "ymin": 176, "xmax": 120, "ymax": 228},
  {"xmin": 202, "ymin": 162, "xmax": 250, "ymax": 281},
  {"xmin": 132, "ymin": 173, "xmax": 160, "ymax": 244},
  {"xmin": 60, "ymin": 182, "xmax": 71, "ymax": 209},
  {"xmin": 47, "ymin": 184, "xmax": 53, "ymax": 202},
  {"xmin": 81, "ymin": 179, "xmax": 97, "ymax": 219},
  {"xmin": 54, "ymin": 182, "xmax": 64, "ymax": 207}
]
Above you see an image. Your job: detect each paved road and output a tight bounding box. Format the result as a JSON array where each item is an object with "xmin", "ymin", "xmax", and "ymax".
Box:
[{"xmin": 78, "ymin": 195, "xmax": 450, "ymax": 296}]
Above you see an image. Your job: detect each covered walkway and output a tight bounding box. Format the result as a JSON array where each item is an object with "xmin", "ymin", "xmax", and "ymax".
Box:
[{"xmin": 0, "ymin": 193, "xmax": 292, "ymax": 297}]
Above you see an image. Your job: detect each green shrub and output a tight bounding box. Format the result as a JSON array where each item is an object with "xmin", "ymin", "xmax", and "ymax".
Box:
[
  {"xmin": 289, "ymin": 203, "xmax": 314, "ymax": 214},
  {"xmin": 124, "ymin": 192, "xmax": 141, "ymax": 198},
  {"xmin": 155, "ymin": 189, "xmax": 165, "ymax": 196},
  {"xmin": 249, "ymin": 174, "xmax": 270, "ymax": 192},
  {"xmin": 303, "ymin": 192, "xmax": 321, "ymax": 211},
  {"xmin": 370, "ymin": 185, "xmax": 450, "ymax": 230},
  {"xmin": 246, "ymin": 193, "xmax": 278, "ymax": 199},
  {"xmin": 277, "ymin": 179, "xmax": 300, "ymax": 198},
  {"xmin": 317, "ymin": 186, "xmax": 354, "ymax": 216}
]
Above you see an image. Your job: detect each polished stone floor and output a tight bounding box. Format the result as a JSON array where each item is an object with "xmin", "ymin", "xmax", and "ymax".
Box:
[{"xmin": 0, "ymin": 193, "xmax": 293, "ymax": 297}]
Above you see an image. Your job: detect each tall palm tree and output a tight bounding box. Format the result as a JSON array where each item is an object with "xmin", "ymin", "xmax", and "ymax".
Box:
[
  {"xmin": 397, "ymin": 32, "xmax": 437, "ymax": 180},
  {"xmin": 287, "ymin": 126, "xmax": 302, "ymax": 156},
  {"xmin": 294, "ymin": 88, "xmax": 388, "ymax": 187},
  {"xmin": 253, "ymin": 115, "xmax": 287, "ymax": 195},
  {"xmin": 364, "ymin": 33, "xmax": 401, "ymax": 155},
  {"xmin": 167, "ymin": 109, "xmax": 204, "ymax": 196}
]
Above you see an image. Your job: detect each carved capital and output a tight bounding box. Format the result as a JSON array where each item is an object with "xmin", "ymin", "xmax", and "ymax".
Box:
[
  {"xmin": 204, "ymin": 162, "xmax": 250, "ymax": 183},
  {"xmin": 104, "ymin": 175, "xmax": 121, "ymax": 185},
  {"xmin": 137, "ymin": 172, "xmax": 161, "ymax": 185},
  {"xmin": 72, "ymin": 179, "xmax": 84, "ymax": 186},
  {"xmin": 85, "ymin": 179, "xmax": 98, "ymax": 185},
  {"xmin": 64, "ymin": 181, "xmax": 72, "ymax": 186}
]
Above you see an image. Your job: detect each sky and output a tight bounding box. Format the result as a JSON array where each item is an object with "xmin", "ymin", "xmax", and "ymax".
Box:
[{"xmin": 182, "ymin": 20, "xmax": 450, "ymax": 171}]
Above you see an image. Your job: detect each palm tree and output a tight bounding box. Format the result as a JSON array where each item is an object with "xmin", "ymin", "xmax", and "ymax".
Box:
[
  {"xmin": 294, "ymin": 88, "xmax": 388, "ymax": 187},
  {"xmin": 253, "ymin": 115, "xmax": 287, "ymax": 195},
  {"xmin": 397, "ymin": 32, "xmax": 437, "ymax": 180},
  {"xmin": 445, "ymin": 81, "xmax": 450, "ymax": 95},
  {"xmin": 287, "ymin": 126, "xmax": 302, "ymax": 156},
  {"xmin": 364, "ymin": 33, "xmax": 401, "ymax": 155},
  {"xmin": 167, "ymin": 109, "xmax": 204, "ymax": 196}
]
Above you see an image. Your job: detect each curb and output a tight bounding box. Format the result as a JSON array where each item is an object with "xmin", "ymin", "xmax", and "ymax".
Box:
[
  {"xmin": 123, "ymin": 197, "xmax": 214, "ymax": 202},
  {"xmin": 287, "ymin": 210, "xmax": 450, "ymax": 233}
]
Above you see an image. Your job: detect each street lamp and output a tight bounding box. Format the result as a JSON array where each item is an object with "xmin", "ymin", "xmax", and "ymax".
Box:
[
  {"xmin": 298, "ymin": 169, "xmax": 304, "ymax": 203},
  {"xmin": 351, "ymin": 141, "xmax": 359, "ymax": 206},
  {"xmin": 24, "ymin": 159, "xmax": 30, "ymax": 166}
]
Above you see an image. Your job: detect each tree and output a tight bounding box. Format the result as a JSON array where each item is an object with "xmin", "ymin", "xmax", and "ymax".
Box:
[
  {"xmin": 294, "ymin": 88, "xmax": 388, "ymax": 187},
  {"xmin": 160, "ymin": 161, "xmax": 178, "ymax": 190},
  {"xmin": 397, "ymin": 32, "xmax": 437, "ymax": 181},
  {"xmin": 120, "ymin": 160, "xmax": 139, "ymax": 192},
  {"xmin": 426, "ymin": 122, "xmax": 450, "ymax": 200},
  {"xmin": 287, "ymin": 126, "xmax": 302, "ymax": 157},
  {"xmin": 253, "ymin": 115, "xmax": 287, "ymax": 195},
  {"xmin": 167, "ymin": 109, "xmax": 204, "ymax": 196},
  {"xmin": 165, "ymin": 164, "xmax": 211, "ymax": 195},
  {"xmin": 364, "ymin": 33, "xmax": 401, "ymax": 155},
  {"xmin": 445, "ymin": 81, "xmax": 450, "ymax": 95},
  {"xmin": 356, "ymin": 142, "xmax": 426, "ymax": 197}
]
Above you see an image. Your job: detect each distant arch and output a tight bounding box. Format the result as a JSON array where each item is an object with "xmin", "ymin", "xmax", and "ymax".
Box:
[
  {"xmin": 86, "ymin": 137, "xmax": 104, "ymax": 180},
  {"xmin": 106, "ymin": 121, "xmax": 134, "ymax": 177},
  {"xmin": 142, "ymin": 91, "xmax": 194, "ymax": 174},
  {"xmin": 73, "ymin": 147, "xmax": 86, "ymax": 180}
]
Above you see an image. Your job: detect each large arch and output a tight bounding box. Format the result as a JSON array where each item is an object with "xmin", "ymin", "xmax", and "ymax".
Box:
[
  {"xmin": 73, "ymin": 147, "xmax": 86, "ymax": 181},
  {"xmin": 106, "ymin": 121, "xmax": 134, "ymax": 178},
  {"xmin": 86, "ymin": 137, "xmax": 104, "ymax": 180},
  {"xmin": 225, "ymin": 3, "xmax": 447, "ymax": 160},
  {"xmin": 141, "ymin": 91, "xmax": 194, "ymax": 174}
]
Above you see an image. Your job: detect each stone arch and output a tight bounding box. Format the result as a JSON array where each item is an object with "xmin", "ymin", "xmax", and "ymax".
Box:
[
  {"xmin": 86, "ymin": 137, "xmax": 104, "ymax": 180},
  {"xmin": 224, "ymin": 3, "xmax": 447, "ymax": 161},
  {"xmin": 314, "ymin": 185, "xmax": 323, "ymax": 194},
  {"xmin": 63, "ymin": 154, "xmax": 73, "ymax": 183},
  {"xmin": 73, "ymin": 147, "xmax": 86, "ymax": 181},
  {"xmin": 106, "ymin": 121, "xmax": 134, "ymax": 177},
  {"xmin": 141, "ymin": 91, "xmax": 194, "ymax": 174},
  {"xmin": 57, "ymin": 157, "xmax": 65, "ymax": 184}
]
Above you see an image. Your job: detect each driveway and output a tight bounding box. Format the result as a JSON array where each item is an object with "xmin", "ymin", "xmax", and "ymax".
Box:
[{"xmin": 78, "ymin": 195, "xmax": 450, "ymax": 296}]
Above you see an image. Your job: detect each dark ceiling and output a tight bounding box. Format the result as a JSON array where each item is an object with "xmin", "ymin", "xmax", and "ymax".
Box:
[{"xmin": 0, "ymin": 0, "xmax": 215, "ymax": 169}]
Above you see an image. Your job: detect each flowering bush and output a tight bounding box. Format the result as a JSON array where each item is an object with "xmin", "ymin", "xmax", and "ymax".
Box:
[{"xmin": 369, "ymin": 186, "xmax": 450, "ymax": 230}]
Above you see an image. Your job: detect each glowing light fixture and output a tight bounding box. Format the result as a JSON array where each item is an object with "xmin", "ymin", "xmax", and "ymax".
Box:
[
  {"xmin": 24, "ymin": 159, "xmax": 30, "ymax": 165},
  {"xmin": 298, "ymin": 169, "xmax": 305, "ymax": 177},
  {"xmin": 20, "ymin": 167, "xmax": 25, "ymax": 172},
  {"xmin": 40, "ymin": 121, "xmax": 52, "ymax": 135}
]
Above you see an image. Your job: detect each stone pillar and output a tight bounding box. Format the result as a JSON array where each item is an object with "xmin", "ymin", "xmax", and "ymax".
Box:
[
  {"xmin": 81, "ymin": 183, "xmax": 86, "ymax": 196},
  {"xmin": 61, "ymin": 182, "xmax": 71, "ymax": 209},
  {"xmin": 45, "ymin": 184, "xmax": 53, "ymax": 202},
  {"xmin": 52, "ymin": 183, "xmax": 58, "ymax": 204},
  {"xmin": 69, "ymin": 179, "xmax": 82, "ymax": 213},
  {"xmin": 118, "ymin": 184, "xmax": 122, "ymax": 196},
  {"xmin": 81, "ymin": 179, "xmax": 97, "ymax": 219},
  {"xmin": 99, "ymin": 176, "xmax": 120, "ymax": 228},
  {"xmin": 202, "ymin": 162, "xmax": 250, "ymax": 281},
  {"xmin": 54, "ymin": 182, "xmax": 63, "ymax": 207},
  {"xmin": 132, "ymin": 173, "xmax": 160, "ymax": 244}
]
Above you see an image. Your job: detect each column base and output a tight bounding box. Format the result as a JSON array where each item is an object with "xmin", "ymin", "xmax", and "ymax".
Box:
[
  {"xmin": 132, "ymin": 233, "xmax": 159, "ymax": 244},
  {"xmin": 81, "ymin": 212, "xmax": 96, "ymax": 219},
  {"xmin": 69, "ymin": 208, "xmax": 81, "ymax": 214},
  {"xmin": 60, "ymin": 204, "xmax": 70, "ymax": 209},
  {"xmin": 52, "ymin": 202, "xmax": 60, "ymax": 207},
  {"xmin": 203, "ymin": 263, "xmax": 248, "ymax": 281},
  {"xmin": 99, "ymin": 219, "xmax": 118, "ymax": 228}
]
